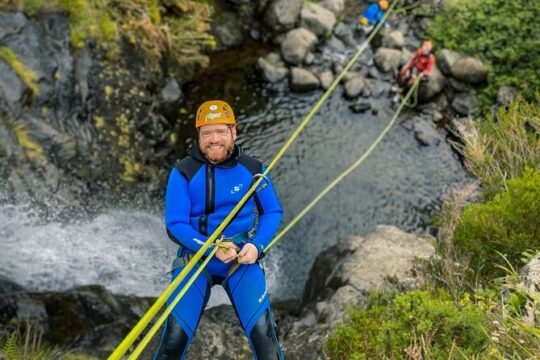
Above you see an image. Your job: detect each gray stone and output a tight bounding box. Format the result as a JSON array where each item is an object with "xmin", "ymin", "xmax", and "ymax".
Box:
[
  {"xmin": 160, "ymin": 77, "xmax": 182, "ymax": 103},
  {"xmin": 417, "ymin": 64, "xmax": 446, "ymax": 102},
  {"xmin": 448, "ymin": 77, "xmax": 469, "ymax": 92},
  {"xmin": 325, "ymin": 36, "xmax": 346, "ymax": 53},
  {"xmin": 0, "ymin": 12, "xmax": 27, "ymax": 39},
  {"xmin": 497, "ymin": 85, "xmax": 518, "ymax": 107},
  {"xmin": 333, "ymin": 22, "xmax": 356, "ymax": 47},
  {"xmin": 316, "ymin": 285, "xmax": 365, "ymax": 327},
  {"xmin": 319, "ymin": 71, "xmax": 334, "ymax": 90},
  {"xmin": 451, "ymin": 57, "xmax": 487, "ymax": 84},
  {"xmin": 349, "ymin": 101, "xmax": 371, "ymax": 113},
  {"xmin": 300, "ymin": 3, "xmax": 336, "ymax": 37},
  {"xmin": 400, "ymin": 48, "xmax": 413, "ymax": 67},
  {"xmin": 436, "ymin": 48, "xmax": 462, "ymax": 75},
  {"xmin": 382, "ymin": 30, "xmax": 405, "ymax": 49},
  {"xmin": 257, "ymin": 56, "xmax": 288, "ymax": 83},
  {"xmin": 280, "ymin": 28, "xmax": 318, "ymax": 65},
  {"xmin": 0, "ymin": 59, "xmax": 26, "ymax": 104},
  {"xmin": 413, "ymin": 120, "xmax": 441, "ymax": 146},
  {"xmin": 304, "ymin": 52, "xmax": 315, "ymax": 65},
  {"xmin": 214, "ymin": 12, "xmax": 244, "ymax": 48},
  {"xmin": 290, "ymin": 67, "xmax": 320, "ymax": 92},
  {"xmin": 320, "ymin": 0, "xmax": 345, "ymax": 17},
  {"xmin": 374, "ymin": 47, "xmax": 402, "ymax": 73},
  {"xmin": 304, "ymin": 225, "xmax": 435, "ymax": 302},
  {"xmin": 452, "ymin": 92, "xmax": 480, "ymax": 115},
  {"xmin": 518, "ymin": 255, "xmax": 540, "ymax": 327},
  {"xmin": 264, "ymin": 0, "xmax": 303, "ymax": 32},
  {"xmin": 344, "ymin": 75, "xmax": 366, "ymax": 99}
]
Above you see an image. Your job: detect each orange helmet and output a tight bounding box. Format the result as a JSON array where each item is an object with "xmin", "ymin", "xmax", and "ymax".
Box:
[
  {"xmin": 379, "ymin": 0, "xmax": 389, "ymax": 10},
  {"xmin": 195, "ymin": 100, "xmax": 236, "ymax": 128}
]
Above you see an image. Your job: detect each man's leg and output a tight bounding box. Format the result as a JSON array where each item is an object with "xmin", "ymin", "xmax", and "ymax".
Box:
[
  {"xmin": 224, "ymin": 263, "xmax": 284, "ymax": 360},
  {"xmin": 154, "ymin": 262, "xmax": 211, "ymax": 359}
]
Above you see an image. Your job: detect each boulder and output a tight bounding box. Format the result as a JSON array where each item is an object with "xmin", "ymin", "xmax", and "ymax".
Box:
[
  {"xmin": 374, "ymin": 47, "xmax": 402, "ymax": 73},
  {"xmin": 304, "ymin": 52, "xmax": 315, "ymax": 65},
  {"xmin": 450, "ymin": 57, "xmax": 487, "ymax": 84},
  {"xmin": 497, "ymin": 85, "xmax": 518, "ymax": 107},
  {"xmin": 290, "ymin": 67, "xmax": 320, "ymax": 92},
  {"xmin": 213, "ymin": 12, "xmax": 244, "ymax": 48},
  {"xmin": 413, "ymin": 119, "xmax": 441, "ymax": 146},
  {"xmin": 0, "ymin": 12, "xmax": 27, "ymax": 39},
  {"xmin": 325, "ymin": 36, "xmax": 346, "ymax": 53},
  {"xmin": 518, "ymin": 255, "xmax": 540, "ymax": 327},
  {"xmin": 333, "ymin": 22, "xmax": 356, "ymax": 47},
  {"xmin": 344, "ymin": 75, "xmax": 367, "ymax": 99},
  {"xmin": 264, "ymin": 0, "xmax": 303, "ymax": 32},
  {"xmin": 318, "ymin": 70, "xmax": 334, "ymax": 90},
  {"xmin": 280, "ymin": 28, "xmax": 318, "ymax": 65},
  {"xmin": 300, "ymin": 3, "xmax": 336, "ymax": 37},
  {"xmin": 315, "ymin": 285, "xmax": 366, "ymax": 327},
  {"xmin": 452, "ymin": 92, "xmax": 480, "ymax": 115},
  {"xmin": 257, "ymin": 53, "xmax": 288, "ymax": 82},
  {"xmin": 437, "ymin": 48, "xmax": 462, "ymax": 75},
  {"xmin": 160, "ymin": 77, "xmax": 182, "ymax": 104},
  {"xmin": 417, "ymin": 64, "xmax": 446, "ymax": 102},
  {"xmin": 320, "ymin": 0, "xmax": 345, "ymax": 17},
  {"xmin": 304, "ymin": 225, "xmax": 435, "ymax": 303},
  {"xmin": 382, "ymin": 30, "xmax": 405, "ymax": 49}
]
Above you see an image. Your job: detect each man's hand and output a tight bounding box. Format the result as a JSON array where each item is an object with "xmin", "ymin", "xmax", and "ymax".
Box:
[
  {"xmin": 215, "ymin": 242, "xmax": 238, "ymax": 263},
  {"xmin": 237, "ymin": 243, "xmax": 259, "ymax": 265}
]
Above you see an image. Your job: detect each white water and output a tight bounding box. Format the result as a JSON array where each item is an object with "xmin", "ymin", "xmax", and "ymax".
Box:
[{"xmin": 0, "ymin": 203, "xmax": 280, "ymax": 306}]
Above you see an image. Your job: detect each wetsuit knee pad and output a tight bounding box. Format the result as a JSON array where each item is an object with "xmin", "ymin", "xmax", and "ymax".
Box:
[
  {"xmin": 154, "ymin": 316, "xmax": 190, "ymax": 360},
  {"xmin": 249, "ymin": 309, "xmax": 284, "ymax": 360}
]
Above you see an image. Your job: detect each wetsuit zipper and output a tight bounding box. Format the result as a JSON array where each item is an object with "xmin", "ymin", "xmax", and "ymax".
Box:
[{"xmin": 199, "ymin": 164, "xmax": 215, "ymax": 235}]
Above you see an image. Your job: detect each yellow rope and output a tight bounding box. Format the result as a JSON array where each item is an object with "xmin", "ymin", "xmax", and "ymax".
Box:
[{"xmin": 108, "ymin": 1, "xmax": 402, "ymax": 358}]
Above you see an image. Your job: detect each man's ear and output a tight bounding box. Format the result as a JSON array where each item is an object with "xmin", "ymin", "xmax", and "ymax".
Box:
[{"xmin": 231, "ymin": 125, "xmax": 237, "ymax": 141}]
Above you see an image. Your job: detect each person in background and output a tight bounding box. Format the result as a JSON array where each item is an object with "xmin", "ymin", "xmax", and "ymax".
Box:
[
  {"xmin": 393, "ymin": 40, "xmax": 435, "ymax": 102},
  {"xmin": 358, "ymin": 0, "xmax": 389, "ymax": 33}
]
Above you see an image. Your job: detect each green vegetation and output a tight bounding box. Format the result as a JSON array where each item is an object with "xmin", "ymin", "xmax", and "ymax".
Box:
[
  {"xmin": 454, "ymin": 168, "xmax": 540, "ymax": 279},
  {"xmin": 427, "ymin": 0, "xmax": 540, "ymax": 105},
  {"xmin": 0, "ymin": 326, "xmax": 67, "ymax": 360},
  {"xmin": 325, "ymin": 290, "xmax": 489, "ymax": 359},
  {"xmin": 0, "ymin": 46, "xmax": 40, "ymax": 96},
  {"xmin": 0, "ymin": 0, "xmax": 216, "ymax": 67},
  {"xmin": 457, "ymin": 95, "xmax": 540, "ymax": 199}
]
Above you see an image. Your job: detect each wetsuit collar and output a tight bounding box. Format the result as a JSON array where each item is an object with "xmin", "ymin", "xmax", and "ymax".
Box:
[{"xmin": 190, "ymin": 142, "xmax": 243, "ymax": 168}]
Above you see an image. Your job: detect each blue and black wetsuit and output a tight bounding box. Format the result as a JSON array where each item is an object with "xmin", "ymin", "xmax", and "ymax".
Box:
[{"xmin": 154, "ymin": 144, "xmax": 284, "ymax": 360}]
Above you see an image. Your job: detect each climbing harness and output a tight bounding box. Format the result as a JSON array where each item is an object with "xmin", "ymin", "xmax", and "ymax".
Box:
[{"xmin": 109, "ymin": 1, "xmax": 403, "ymax": 358}]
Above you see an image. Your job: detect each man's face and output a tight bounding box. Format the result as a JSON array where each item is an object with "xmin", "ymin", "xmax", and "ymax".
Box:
[{"xmin": 198, "ymin": 123, "xmax": 237, "ymax": 163}]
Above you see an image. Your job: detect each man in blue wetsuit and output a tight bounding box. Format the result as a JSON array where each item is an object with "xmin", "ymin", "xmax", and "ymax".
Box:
[{"xmin": 154, "ymin": 100, "xmax": 284, "ymax": 359}]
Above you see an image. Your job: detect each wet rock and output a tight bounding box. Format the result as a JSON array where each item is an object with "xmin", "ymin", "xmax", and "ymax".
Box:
[
  {"xmin": 290, "ymin": 67, "xmax": 320, "ymax": 92},
  {"xmin": 264, "ymin": 0, "xmax": 303, "ymax": 32},
  {"xmin": 0, "ymin": 275, "xmax": 25, "ymax": 295},
  {"xmin": 436, "ymin": 48, "xmax": 462, "ymax": 75},
  {"xmin": 333, "ymin": 22, "xmax": 356, "ymax": 47},
  {"xmin": 452, "ymin": 92, "xmax": 480, "ymax": 115},
  {"xmin": 325, "ymin": 36, "xmax": 346, "ymax": 53},
  {"xmin": 413, "ymin": 120, "xmax": 441, "ymax": 146},
  {"xmin": 0, "ymin": 57, "xmax": 26, "ymax": 105},
  {"xmin": 280, "ymin": 28, "xmax": 317, "ymax": 65},
  {"xmin": 300, "ymin": 3, "xmax": 336, "ymax": 37},
  {"xmin": 417, "ymin": 64, "xmax": 446, "ymax": 102},
  {"xmin": 304, "ymin": 225, "xmax": 435, "ymax": 303},
  {"xmin": 318, "ymin": 71, "xmax": 334, "ymax": 90},
  {"xmin": 0, "ymin": 12, "xmax": 27, "ymax": 39},
  {"xmin": 497, "ymin": 85, "xmax": 518, "ymax": 107},
  {"xmin": 382, "ymin": 30, "xmax": 405, "ymax": 49},
  {"xmin": 344, "ymin": 75, "xmax": 366, "ymax": 99},
  {"xmin": 160, "ymin": 77, "xmax": 182, "ymax": 104},
  {"xmin": 374, "ymin": 47, "xmax": 402, "ymax": 73},
  {"xmin": 349, "ymin": 101, "xmax": 371, "ymax": 113},
  {"xmin": 450, "ymin": 57, "xmax": 487, "ymax": 84},
  {"xmin": 257, "ymin": 53, "xmax": 288, "ymax": 82},
  {"xmin": 213, "ymin": 12, "xmax": 244, "ymax": 48},
  {"xmin": 320, "ymin": 0, "xmax": 345, "ymax": 17}
]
